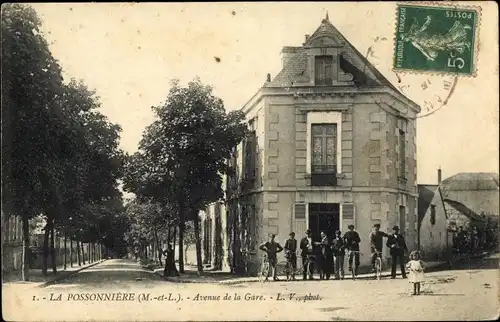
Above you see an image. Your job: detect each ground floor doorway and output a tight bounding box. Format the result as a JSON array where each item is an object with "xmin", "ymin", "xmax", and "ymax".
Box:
[{"xmin": 308, "ymin": 203, "xmax": 340, "ymax": 241}]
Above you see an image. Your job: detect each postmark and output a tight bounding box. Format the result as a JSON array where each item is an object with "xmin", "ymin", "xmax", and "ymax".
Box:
[
  {"xmin": 393, "ymin": 2, "xmax": 481, "ymax": 76},
  {"xmin": 365, "ymin": 36, "xmax": 458, "ymax": 119}
]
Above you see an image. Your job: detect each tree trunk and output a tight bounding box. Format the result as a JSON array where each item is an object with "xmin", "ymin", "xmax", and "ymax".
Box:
[
  {"xmin": 64, "ymin": 233, "xmax": 67, "ymax": 270},
  {"xmin": 178, "ymin": 207, "xmax": 185, "ymax": 273},
  {"xmin": 50, "ymin": 225, "xmax": 57, "ymax": 274},
  {"xmin": 21, "ymin": 216, "xmax": 30, "ymax": 281},
  {"xmin": 81, "ymin": 242, "xmax": 86, "ymax": 265},
  {"xmin": 154, "ymin": 227, "xmax": 162, "ymax": 264},
  {"xmin": 70, "ymin": 238, "xmax": 73, "ymax": 267},
  {"xmin": 193, "ymin": 215, "xmax": 203, "ymax": 275},
  {"xmin": 42, "ymin": 222, "xmax": 50, "ymax": 276},
  {"xmin": 173, "ymin": 226, "xmax": 177, "ymax": 255},
  {"xmin": 76, "ymin": 238, "xmax": 81, "ymax": 266}
]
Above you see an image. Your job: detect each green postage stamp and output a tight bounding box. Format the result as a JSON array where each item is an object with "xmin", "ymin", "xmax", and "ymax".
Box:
[{"xmin": 394, "ymin": 2, "xmax": 481, "ymax": 76}]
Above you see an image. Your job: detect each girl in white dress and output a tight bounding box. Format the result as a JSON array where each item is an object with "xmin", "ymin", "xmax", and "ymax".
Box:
[{"xmin": 406, "ymin": 250, "xmax": 425, "ymax": 295}]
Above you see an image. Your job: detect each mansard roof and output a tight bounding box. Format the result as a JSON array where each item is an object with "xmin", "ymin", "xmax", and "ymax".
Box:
[{"xmin": 267, "ymin": 14, "xmax": 400, "ymax": 93}]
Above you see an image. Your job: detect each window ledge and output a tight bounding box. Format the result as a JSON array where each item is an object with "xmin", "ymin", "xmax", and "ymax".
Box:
[{"xmin": 305, "ymin": 172, "xmax": 343, "ymax": 178}]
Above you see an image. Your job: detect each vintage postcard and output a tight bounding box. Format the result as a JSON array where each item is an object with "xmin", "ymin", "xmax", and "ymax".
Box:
[{"xmin": 2, "ymin": 2, "xmax": 498, "ymax": 321}]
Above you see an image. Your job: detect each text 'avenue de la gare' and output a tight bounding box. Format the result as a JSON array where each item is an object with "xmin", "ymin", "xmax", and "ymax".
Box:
[{"xmin": 33, "ymin": 292, "xmax": 322, "ymax": 303}]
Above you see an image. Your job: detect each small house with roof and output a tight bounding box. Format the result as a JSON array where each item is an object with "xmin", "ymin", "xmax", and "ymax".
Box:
[{"xmin": 418, "ymin": 171, "xmax": 499, "ymax": 260}]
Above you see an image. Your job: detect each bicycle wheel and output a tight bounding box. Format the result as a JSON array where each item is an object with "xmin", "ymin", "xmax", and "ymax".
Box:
[
  {"xmin": 275, "ymin": 261, "xmax": 290, "ymax": 281},
  {"xmin": 375, "ymin": 258, "xmax": 382, "ymax": 280},
  {"xmin": 259, "ymin": 262, "xmax": 270, "ymax": 283}
]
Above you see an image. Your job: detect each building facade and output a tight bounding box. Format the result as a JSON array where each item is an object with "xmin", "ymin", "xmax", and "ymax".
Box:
[
  {"xmin": 1, "ymin": 212, "xmax": 24, "ymax": 272},
  {"xmin": 202, "ymin": 15, "xmax": 421, "ymax": 274}
]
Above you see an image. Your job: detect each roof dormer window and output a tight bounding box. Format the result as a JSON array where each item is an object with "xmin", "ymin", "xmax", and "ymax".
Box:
[{"xmin": 315, "ymin": 55, "xmax": 334, "ymax": 86}]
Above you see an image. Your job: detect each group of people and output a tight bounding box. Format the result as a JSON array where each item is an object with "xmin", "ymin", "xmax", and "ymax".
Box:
[{"xmin": 259, "ymin": 223, "xmax": 414, "ymax": 282}]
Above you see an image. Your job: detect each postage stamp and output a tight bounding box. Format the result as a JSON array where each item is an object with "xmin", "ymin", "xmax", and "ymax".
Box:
[{"xmin": 393, "ymin": 2, "xmax": 481, "ymax": 76}]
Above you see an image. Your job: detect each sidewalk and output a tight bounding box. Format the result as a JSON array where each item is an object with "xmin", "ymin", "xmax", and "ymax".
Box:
[
  {"xmin": 152, "ymin": 251, "xmax": 492, "ymax": 285},
  {"xmin": 2, "ymin": 259, "xmax": 105, "ymax": 287}
]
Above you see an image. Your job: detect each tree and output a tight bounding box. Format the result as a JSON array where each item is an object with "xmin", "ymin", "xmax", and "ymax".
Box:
[
  {"xmin": 2, "ymin": 4, "xmax": 64, "ymax": 280},
  {"xmin": 125, "ymin": 78, "xmax": 248, "ymax": 274}
]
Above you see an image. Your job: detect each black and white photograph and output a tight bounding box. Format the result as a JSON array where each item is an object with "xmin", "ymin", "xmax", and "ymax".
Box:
[{"xmin": 2, "ymin": 2, "xmax": 499, "ymax": 321}]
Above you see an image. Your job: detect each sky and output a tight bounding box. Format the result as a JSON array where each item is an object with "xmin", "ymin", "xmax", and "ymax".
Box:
[{"xmin": 30, "ymin": 2, "xmax": 498, "ymax": 185}]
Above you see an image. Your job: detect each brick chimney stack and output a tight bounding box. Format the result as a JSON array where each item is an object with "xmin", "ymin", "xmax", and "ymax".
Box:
[
  {"xmin": 305, "ymin": 34, "xmax": 310, "ymax": 42},
  {"xmin": 266, "ymin": 73, "xmax": 271, "ymax": 82},
  {"xmin": 438, "ymin": 168, "xmax": 442, "ymax": 184}
]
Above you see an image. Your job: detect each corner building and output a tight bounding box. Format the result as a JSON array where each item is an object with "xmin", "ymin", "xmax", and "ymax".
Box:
[{"xmin": 220, "ymin": 15, "xmax": 421, "ymax": 274}]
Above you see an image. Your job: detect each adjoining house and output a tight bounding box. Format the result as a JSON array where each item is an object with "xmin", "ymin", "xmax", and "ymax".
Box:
[
  {"xmin": 418, "ymin": 171, "xmax": 499, "ymax": 260},
  {"xmin": 1, "ymin": 212, "xmax": 23, "ymax": 273},
  {"xmin": 200, "ymin": 14, "xmax": 421, "ymax": 274}
]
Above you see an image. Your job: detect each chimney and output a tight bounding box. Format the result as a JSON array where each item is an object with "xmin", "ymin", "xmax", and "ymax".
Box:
[
  {"xmin": 281, "ymin": 46, "xmax": 298, "ymax": 68},
  {"xmin": 438, "ymin": 168, "xmax": 442, "ymax": 184},
  {"xmin": 266, "ymin": 73, "xmax": 271, "ymax": 82},
  {"xmin": 305, "ymin": 34, "xmax": 310, "ymax": 42}
]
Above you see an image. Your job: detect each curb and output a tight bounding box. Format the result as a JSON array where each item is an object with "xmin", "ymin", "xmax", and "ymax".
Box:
[{"xmin": 38, "ymin": 259, "xmax": 106, "ymax": 288}]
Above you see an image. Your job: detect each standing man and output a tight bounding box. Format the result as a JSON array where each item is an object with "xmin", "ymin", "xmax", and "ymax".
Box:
[
  {"xmin": 318, "ymin": 231, "xmax": 333, "ymax": 280},
  {"xmin": 300, "ymin": 229, "xmax": 315, "ymax": 280},
  {"xmin": 331, "ymin": 230, "xmax": 345, "ymax": 280},
  {"xmin": 259, "ymin": 234, "xmax": 283, "ymax": 281},
  {"xmin": 343, "ymin": 224, "xmax": 361, "ymax": 276},
  {"xmin": 369, "ymin": 223, "xmax": 389, "ymax": 272},
  {"xmin": 386, "ymin": 225, "xmax": 408, "ymax": 279},
  {"xmin": 284, "ymin": 232, "xmax": 298, "ymax": 281}
]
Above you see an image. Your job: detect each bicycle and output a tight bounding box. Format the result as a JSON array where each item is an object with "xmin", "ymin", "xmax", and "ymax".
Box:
[
  {"xmin": 347, "ymin": 250, "xmax": 362, "ymax": 280},
  {"xmin": 275, "ymin": 251, "xmax": 298, "ymax": 281},
  {"xmin": 373, "ymin": 251, "xmax": 383, "ymax": 280}
]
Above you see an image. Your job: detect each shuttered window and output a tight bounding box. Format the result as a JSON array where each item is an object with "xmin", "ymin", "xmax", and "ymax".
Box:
[
  {"xmin": 398, "ymin": 129, "xmax": 406, "ymax": 178},
  {"xmin": 343, "ymin": 203, "xmax": 354, "ymax": 219},
  {"xmin": 294, "ymin": 204, "xmax": 306, "ymax": 219},
  {"xmin": 315, "ymin": 55, "xmax": 333, "ymax": 86}
]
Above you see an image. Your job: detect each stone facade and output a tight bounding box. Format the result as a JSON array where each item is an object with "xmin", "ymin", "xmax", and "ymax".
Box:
[{"xmin": 200, "ymin": 15, "xmax": 420, "ymax": 274}]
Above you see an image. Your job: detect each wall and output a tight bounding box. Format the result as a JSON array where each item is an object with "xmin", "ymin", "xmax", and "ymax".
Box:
[{"xmin": 419, "ymin": 188, "xmax": 451, "ymax": 260}]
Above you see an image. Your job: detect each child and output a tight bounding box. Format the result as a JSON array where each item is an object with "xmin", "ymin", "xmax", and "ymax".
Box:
[{"xmin": 406, "ymin": 250, "xmax": 425, "ymax": 295}]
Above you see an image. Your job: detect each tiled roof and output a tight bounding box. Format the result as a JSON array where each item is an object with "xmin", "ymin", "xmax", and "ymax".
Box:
[
  {"xmin": 441, "ymin": 172, "xmax": 499, "ymax": 191},
  {"xmin": 443, "ymin": 198, "xmax": 486, "ymax": 223},
  {"xmin": 268, "ymin": 48, "xmax": 308, "ymax": 87},
  {"xmin": 267, "ymin": 17, "xmax": 401, "ymax": 93},
  {"xmin": 417, "ymin": 184, "xmax": 439, "ymax": 227}
]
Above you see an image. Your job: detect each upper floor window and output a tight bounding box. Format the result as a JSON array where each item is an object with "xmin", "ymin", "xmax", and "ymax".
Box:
[
  {"xmin": 244, "ymin": 131, "xmax": 257, "ymax": 182},
  {"xmin": 311, "ymin": 123, "xmax": 337, "ymax": 186},
  {"xmin": 398, "ymin": 129, "xmax": 406, "ymax": 179},
  {"xmin": 315, "ymin": 55, "xmax": 333, "ymax": 86}
]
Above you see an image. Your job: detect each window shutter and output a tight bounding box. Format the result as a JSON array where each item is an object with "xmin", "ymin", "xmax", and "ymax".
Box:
[
  {"xmin": 294, "ymin": 204, "xmax": 306, "ymax": 219},
  {"xmin": 343, "ymin": 203, "xmax": 354, "ymax": 219}
]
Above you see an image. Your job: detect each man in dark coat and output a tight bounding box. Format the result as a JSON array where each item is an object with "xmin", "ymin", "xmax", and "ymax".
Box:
[
  {"xmin": 318, "ymin": 231, "xmax": 333, "ymax": 280},
  {"xmin": 386, "ymin": 225, "xmax": 408, "ymax": 279},
  {"xmin": 259, "ymin": 233, "xmax": 283, "ymax": 281},
  {"xmin": 343, "ymin": 224, "xmax": 361, "ymax": 275},
  {"xmin": 299, "ymin": 229, "xmax": 316, "ymax": 280},
  {"xmin": 331, "ymin": 230, "xmax": 345, "ymax": 280},
  {"xmin": 284, "ymin": 232, "xmax": 298, "ymax": 280},
  {"xmin": 369, "ymin": 223, "xmax": 389, "ymax": 272}
]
